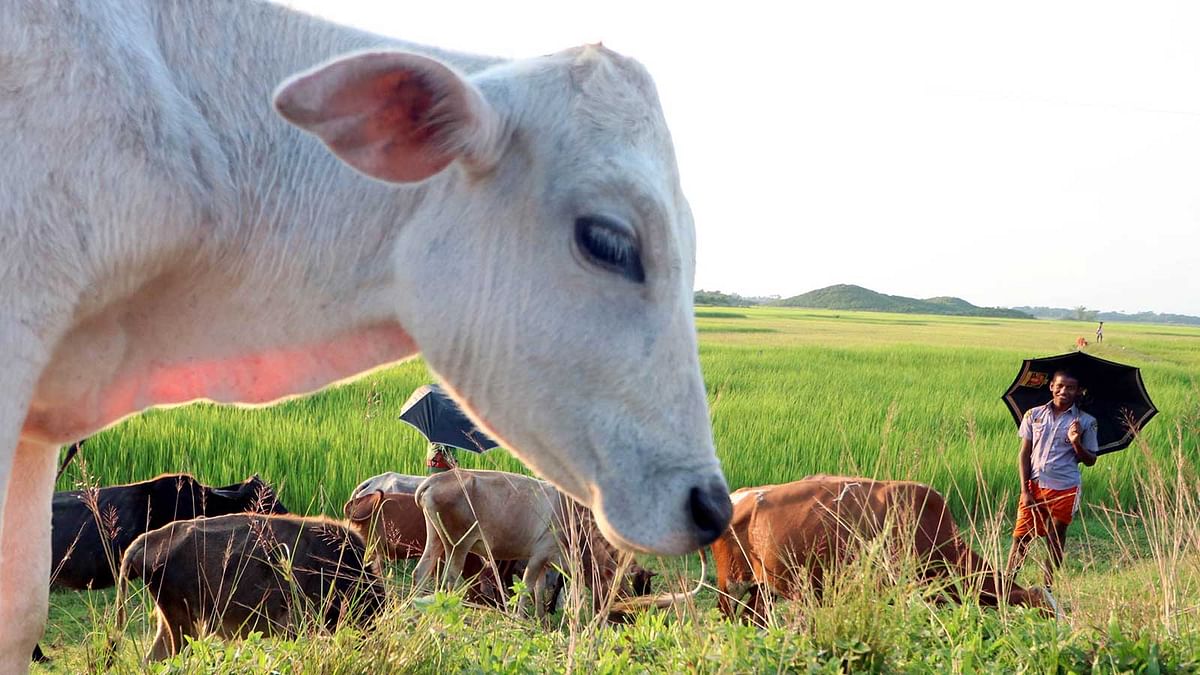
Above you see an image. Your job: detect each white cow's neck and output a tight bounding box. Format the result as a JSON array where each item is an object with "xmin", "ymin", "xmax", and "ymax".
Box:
[
  {"xmin": 142, "ymin": 1, "xmax": 502, "ymax": 298},
  {"xmin": 20, "ymin": 1, "xmax": 517, "ymax": 441}
]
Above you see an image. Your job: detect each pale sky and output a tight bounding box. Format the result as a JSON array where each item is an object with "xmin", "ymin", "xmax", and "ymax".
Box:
[{"xmin": 289, "ymin": 1, "xmax": 1200, "ymax": 316}]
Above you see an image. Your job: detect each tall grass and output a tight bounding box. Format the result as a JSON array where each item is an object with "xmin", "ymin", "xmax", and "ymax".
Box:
[{"xmin": 44, "ymin": 419, "xmax": 1200, "ymax": 672}]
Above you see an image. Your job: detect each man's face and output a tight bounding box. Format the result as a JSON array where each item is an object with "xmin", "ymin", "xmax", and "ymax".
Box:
[{"xmin": 1049, "ymin": 375, "xmax": 1080, "ymax": 409}]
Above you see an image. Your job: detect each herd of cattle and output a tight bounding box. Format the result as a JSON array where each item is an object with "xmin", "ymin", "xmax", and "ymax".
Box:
[{"xmin": 40, "ymin": 469, "xmax": 1055, "ymax": 663}]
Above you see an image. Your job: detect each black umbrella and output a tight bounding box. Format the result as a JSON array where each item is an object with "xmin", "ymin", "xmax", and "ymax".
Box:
[
  {"xmin": 398, "ymin": 384, "xmax": 499, "ymax": 453},
  {"xmin": 1001, "ymin": 351, "xmax": 1158, "ymax": 455}
]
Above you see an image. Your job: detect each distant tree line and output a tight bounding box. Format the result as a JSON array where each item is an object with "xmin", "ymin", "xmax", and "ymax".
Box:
[
  {"xmin": 694, "ymin": 290, "xmax": 773, "ymax": 307},
  {"xmin": 1014, "ymin": 306, "xmax": 1200, "ymax": 326}
]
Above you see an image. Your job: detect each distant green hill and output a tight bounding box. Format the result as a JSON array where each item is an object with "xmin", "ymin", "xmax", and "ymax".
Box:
[{"xmin": 773, "ymin": 284, "xmax": 1034, "ymax": 319}]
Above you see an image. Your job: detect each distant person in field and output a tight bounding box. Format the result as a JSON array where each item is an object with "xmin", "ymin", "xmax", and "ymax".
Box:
[
  {"xmin": 1005, "ymin": 370, "xmax": 1098, "ymax": 590},
  {"xmin": 1096, "ymin": 321, "xmax": 1104, "ymax": 343},
  {"xmin": 426, "ymin": 442, "xmax": 458, "ymax": 474}
]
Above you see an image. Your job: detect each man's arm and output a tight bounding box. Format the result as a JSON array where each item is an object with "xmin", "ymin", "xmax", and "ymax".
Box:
[
  {"xmin": 1018, "ymin": 437, "xmax": 1034, "ymax": 503},
  {"xmin": 1068, "ymin": 420, "xmax": 1098, "ymax": 467}
]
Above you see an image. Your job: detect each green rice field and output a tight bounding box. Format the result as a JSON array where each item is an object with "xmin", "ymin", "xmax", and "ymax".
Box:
[
  {"xmin": 39, "ymin": 307, "xmax": 1200, "ymax": 673},
  {"xmin": 59, "ymin": 307, "xmax": 1200, "ymax": 528}
]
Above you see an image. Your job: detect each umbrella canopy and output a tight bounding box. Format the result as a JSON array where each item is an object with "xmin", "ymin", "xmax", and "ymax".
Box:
[
  {"xmin": 398, "ymin": 384, "xmax": 499, "ymax": 454},
  {"xmin": 1001, "ymin": 351, "xmax": 1158, "ymax": 455}
]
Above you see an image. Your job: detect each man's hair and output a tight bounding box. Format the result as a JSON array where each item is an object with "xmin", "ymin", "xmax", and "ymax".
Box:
[{"xmin": 1051, "ymin": 369, "xmax": 1081, "ymax": 386}]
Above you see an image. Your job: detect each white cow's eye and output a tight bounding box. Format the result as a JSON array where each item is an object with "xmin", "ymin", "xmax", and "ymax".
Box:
[{"xmin": 574, "ymin": 215, "xmax": 645, "ymax": 283}]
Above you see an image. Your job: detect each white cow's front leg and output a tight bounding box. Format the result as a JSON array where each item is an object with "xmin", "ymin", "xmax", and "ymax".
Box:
[
  {"xmin": 0, "ymin": 315, "xmax": 49, "ymax": 674},
  {"xmin": 0, "ymin": 439, "xmax": 57, "ymax": 674}
]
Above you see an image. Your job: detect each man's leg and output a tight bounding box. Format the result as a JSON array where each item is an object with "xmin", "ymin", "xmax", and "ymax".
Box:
[
  {"xmin": 1043, "ymin": 519, "xmax": 1070, "ymax": 588},
  {"xmin": 1005, "ymin": 531, "xmax": 1036, "ymax": 585},
  {"xmin": 1006, "ymin": 493, "xmax": 1043, "ymax": 586}
]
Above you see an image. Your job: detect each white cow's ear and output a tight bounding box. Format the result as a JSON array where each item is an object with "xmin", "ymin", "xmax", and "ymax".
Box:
[{"xmin": 274, "ymin": 51, "xmax": 503, "ymax": 183}]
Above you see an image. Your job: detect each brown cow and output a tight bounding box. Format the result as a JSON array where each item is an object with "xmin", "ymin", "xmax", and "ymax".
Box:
[
  {"xmin": 343, "ymin": 489, "xmax": 428, "ymax": 560},
  {"xmin": 52, "ymin": 473, "xmax": 288, "ymax": 590},
  {"xmin": 711, "ymin": 477, "xmax": 1055, "ymax": 624},
  {"xmin": 109, "ymin": 514, "xmax": 385, "ymax": 662},
  {"xmin": 412, "ymin": 470, "xmax": 655, "ymax": 618},
  {"xmin": 343, "ymin": 488, "xmax": 547, "ymax": 609}
]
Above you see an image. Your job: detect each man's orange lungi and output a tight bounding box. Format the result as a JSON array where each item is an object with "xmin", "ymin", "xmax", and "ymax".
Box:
[{"xmin": 1013, "ymin": 480, "xmax": 1080, "ymax": 538}]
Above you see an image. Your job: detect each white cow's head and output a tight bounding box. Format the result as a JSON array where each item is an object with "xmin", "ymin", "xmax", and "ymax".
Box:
[{"xmin": 274, "ymin": 45, "xmax": 730, "ymax": 555}]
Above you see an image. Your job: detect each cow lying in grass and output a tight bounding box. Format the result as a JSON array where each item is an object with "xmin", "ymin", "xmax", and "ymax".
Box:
[
  {"xmin": 52, "ymin": 474, "xmax": 287, "ymax": 590},
  {"xmin": 710, "ymin": 476, "xmax": 1056, "ymax": 624},
  {"xmin": 109, "ymin": 513, "xmax": 385, "ymax": 662},
  {"xmin": 344, "ymin": 486, "xmax": 563, "ymax": 611},
  {"xmin": 413, "ymin": 470, "xmax": 655, "ymax": 618}
]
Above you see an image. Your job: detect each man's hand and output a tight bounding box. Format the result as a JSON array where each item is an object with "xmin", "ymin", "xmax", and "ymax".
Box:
[
  {"xmin": 1069, "ymin": 419, "xmax": 1098, "ymax": 466},
  {"xmin": 1068, "ymin": 420, "xmax": 1083, "ymax": 446},
  {"xmin": 1020, "ymin": 483, "xmax": 1035, "ymax": 507}
]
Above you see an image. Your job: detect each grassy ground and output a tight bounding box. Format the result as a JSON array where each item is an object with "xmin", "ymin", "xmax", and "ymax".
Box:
[{"xmin": 37, "ymin": 307, "xmax": 1200, "ymax": 672}]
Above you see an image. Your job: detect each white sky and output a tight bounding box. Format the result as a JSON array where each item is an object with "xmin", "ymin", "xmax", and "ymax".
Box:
[{"xmin": 289, "ymin": 1, "xmax": 1200, "ymax": 316}]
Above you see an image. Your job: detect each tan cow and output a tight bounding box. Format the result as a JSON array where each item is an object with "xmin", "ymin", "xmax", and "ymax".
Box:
[
  {"xmin": 109, "ymin": 514, "xmax": 386, "ymax": 662},
  {"xmin": 343, "ymin": 488, "xmax": 536, "ymax": 609},
  {"xmin": 711, "ymin": 477, "xmax": 1055, "ymax": 624},
  {"xmin": 412, "ymin": 470, "xmax": 654, "ymax": 617}
]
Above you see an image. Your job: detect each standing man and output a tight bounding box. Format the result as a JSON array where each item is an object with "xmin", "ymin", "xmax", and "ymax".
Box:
[
  {"xmin": 1096, "ymin": 321, "xmax": 1104, "ymax": 343},
  {"xmin": 1005, "ymin": 370, "xmax": 1098, "ymax": 590},
  {"xmin": 425, "ymin": 442, "xmax": 458, "ymax": 474}
]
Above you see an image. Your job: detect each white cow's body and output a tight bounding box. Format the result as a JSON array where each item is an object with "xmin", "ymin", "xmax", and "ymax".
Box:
[
  {"xmin": 351, "ymin": 472, "xmax": 426, "ymax": 500},
  {"xmin": 0, "ymin": 1, "xmax": 730, "ymax": 666}
]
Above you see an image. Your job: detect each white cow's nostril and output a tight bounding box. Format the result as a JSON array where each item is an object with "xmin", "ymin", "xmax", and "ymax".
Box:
[{"xmin": 688, "ymin": 481, "xmax": 732, "ymax": 545}]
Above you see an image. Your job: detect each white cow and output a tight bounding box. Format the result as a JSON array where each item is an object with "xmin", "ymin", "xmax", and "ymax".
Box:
[
  {"xmin": 0, "ymin": 1, "xmax": 731, "ymax": 667},
  {"xmin": 350, "ymin": 472, "xmax": 426, "ymax": 500}
]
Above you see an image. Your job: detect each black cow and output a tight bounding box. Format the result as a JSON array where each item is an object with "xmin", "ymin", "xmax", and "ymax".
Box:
[{"xmin": 51, "ymin": 473, "xmax": 287, "ymax": 590}]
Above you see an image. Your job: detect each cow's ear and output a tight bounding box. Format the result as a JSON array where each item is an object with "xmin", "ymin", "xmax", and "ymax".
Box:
[
  {"xmin": 274, "ymin": 51, "xmax": 503, "ymax": 183},
  {"xmin": 344, "ymin": 491, "xmax": 382, "ymax": 522}
]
